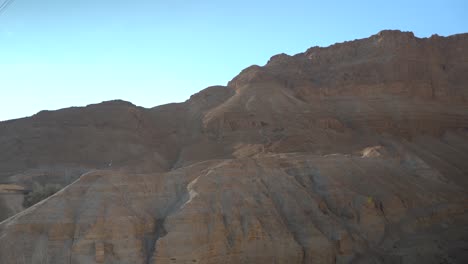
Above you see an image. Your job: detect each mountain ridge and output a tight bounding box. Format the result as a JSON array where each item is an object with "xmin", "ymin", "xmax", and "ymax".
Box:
[{"xmin": 1, "ymin": 30, "xmax": 468, "ymax": 263}]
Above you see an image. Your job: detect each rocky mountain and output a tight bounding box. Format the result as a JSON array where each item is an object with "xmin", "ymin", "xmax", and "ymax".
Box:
[{"xmin": 0, "ymin": 30, "xmax": 468, "ymax": 263}]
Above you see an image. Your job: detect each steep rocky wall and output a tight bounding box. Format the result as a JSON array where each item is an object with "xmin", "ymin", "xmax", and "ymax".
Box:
[{"xmin": 0, "ymin": 30, "xmax": 468, "ymax": 263}]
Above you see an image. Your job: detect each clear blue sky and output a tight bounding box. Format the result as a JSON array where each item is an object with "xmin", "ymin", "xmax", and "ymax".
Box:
[{"xmin": 0, "ymin": 0, "xmax": 466, "ymax": 121}]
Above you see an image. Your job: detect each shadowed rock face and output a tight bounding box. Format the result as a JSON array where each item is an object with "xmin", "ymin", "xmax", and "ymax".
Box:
[{"xmin": 1, "ymin": 30, "xmax": 468, "ymax": 263}]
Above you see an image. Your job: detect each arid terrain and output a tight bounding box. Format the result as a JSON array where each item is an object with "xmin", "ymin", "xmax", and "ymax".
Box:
[{"xmin": 1, "ymin": 30, "xmax": 468, "ymax": 263}]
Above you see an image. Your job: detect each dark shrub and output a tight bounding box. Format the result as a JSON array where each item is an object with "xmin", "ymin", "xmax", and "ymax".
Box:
[{"xmin": 22, "ymin": 182, "xmax": 62, "ymax": 208}]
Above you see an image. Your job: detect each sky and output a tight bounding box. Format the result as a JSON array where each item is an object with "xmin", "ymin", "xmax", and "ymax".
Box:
[{"xmin": 0, "ymin": 0, "xmax": 467, "ymax": 121}]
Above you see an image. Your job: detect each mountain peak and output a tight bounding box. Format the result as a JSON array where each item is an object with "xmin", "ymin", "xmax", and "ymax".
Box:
[
  {"xmin": 1, "ymin": 30, "xmax": 468, "ymax": 264},
  {"xmin": 89, "ymin": 99, "xmax": 136, "ymax": 107},
  {"xmin": 375, "ymin": 29, "xmax": 415, "ymax": 38}
]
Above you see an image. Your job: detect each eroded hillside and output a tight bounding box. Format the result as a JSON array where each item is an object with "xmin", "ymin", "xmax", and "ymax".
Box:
[{"xmin": 1, "ymin": 30, "xmax": 468, "ymax": 263}]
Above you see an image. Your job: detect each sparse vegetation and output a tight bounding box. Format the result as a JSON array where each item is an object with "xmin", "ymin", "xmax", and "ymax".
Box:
[{"xmin": 22, "ymin": 182, "xmax": 62, "ymax": 208}]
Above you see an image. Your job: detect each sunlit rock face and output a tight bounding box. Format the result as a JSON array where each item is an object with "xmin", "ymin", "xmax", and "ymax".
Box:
[{"xmin": 1, "ymin": 30, "xmax": 468, "ymax": 263}]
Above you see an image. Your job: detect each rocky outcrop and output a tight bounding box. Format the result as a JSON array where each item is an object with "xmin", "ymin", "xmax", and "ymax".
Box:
[
  {"xmin": 1, "ymin": 152, "xmax": 467, "ymax": 263},
  {"xmin": 1, "ymin": 30, "xmax": 468, "ymax": 263}
]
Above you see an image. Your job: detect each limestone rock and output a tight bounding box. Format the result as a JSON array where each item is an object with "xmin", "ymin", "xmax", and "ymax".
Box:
[{"xmin": 1, "ymin": 30, "xmax": 468, "ymax": 263}]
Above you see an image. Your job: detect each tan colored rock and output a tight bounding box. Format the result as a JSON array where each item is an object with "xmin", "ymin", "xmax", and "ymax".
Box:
[
  {"xmin": 1, "ymin": 153, "xmax": 467, "ymax": 263},
  {"xmin": 0, "ymin": 30, "xmax": 468, "ymax": 263}
]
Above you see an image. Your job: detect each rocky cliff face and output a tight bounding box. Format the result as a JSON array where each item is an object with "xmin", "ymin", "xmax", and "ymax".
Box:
[{"xmin": 1, "ymin": 30, "xmax": 468, "ymax": 263}]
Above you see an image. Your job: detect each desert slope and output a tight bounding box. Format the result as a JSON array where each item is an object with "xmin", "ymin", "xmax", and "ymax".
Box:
[
  {"xmin": 0, "ymin": 30, "xmax": 468, "ymax": 263},
  {"xmin": 1, "ymin": 153, "xmax": 467, "ymax": 263}
]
